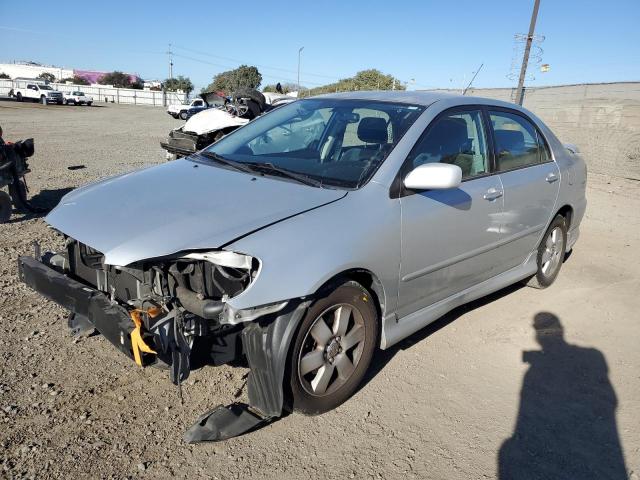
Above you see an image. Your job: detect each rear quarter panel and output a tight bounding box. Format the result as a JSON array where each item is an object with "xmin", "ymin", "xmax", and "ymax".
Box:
[{"xmin": 530, "ymin": 111, "xmax": 588, "ymax": 240}]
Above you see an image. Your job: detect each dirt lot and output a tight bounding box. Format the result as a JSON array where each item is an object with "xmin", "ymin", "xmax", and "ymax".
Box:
[{"xmin": 1, "ymin": 101, "xmax": 639, "ymax": 479}]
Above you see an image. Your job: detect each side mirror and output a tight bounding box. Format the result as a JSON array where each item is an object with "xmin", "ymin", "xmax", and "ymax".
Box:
[{"xmin": 403, "ymin": 163, "xmax": 462, "ymax": 190}]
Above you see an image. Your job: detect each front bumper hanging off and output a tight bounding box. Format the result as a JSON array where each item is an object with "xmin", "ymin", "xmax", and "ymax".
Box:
[
  {"xmin": 17, "ymin": 254, "xmax": 310, "ymax": 442},
  {"xmin": 17, "ymin": 255, "xmax": 140, "ymax": 362}
]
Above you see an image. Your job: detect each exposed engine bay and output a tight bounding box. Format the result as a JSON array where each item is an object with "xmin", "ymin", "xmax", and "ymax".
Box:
[{"xmin": 41, "ymin": 236, "xmax": 286, "ymax": 386}]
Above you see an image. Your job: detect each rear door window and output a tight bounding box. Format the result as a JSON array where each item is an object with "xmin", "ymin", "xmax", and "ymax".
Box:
[{"xmin": 489, "ymin": 111, "xmax": 548, "ymax": 171}]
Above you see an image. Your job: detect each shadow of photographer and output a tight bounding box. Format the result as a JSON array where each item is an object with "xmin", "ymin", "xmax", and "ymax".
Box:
[{"xmin": 498, "ymin": 312, "xmax": 627, "ymax": 479}]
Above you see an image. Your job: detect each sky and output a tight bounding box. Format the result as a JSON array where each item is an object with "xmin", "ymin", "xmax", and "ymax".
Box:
[{"xmin": 1, "ymin": 0, "xmax": 638, "ymax": 93}]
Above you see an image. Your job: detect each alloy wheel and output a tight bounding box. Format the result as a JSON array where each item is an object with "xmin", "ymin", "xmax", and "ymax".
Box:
[
  {"xmin": 297, "ymin": 304, "xmax": 366, "ymax": 396},
  {"xmin": 541, "ymin": 226, "xmax": 564, "ymax": 276}
]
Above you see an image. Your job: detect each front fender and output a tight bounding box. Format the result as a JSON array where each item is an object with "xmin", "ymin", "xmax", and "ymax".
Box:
[{"xmin": 225, "ymin": 182, "xmax": 401, "ymax": 317}]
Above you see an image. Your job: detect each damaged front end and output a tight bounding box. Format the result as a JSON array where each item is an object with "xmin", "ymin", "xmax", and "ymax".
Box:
[{"xmin": 18, "ymin": 237, "xmax": 301, "ymax": 441}]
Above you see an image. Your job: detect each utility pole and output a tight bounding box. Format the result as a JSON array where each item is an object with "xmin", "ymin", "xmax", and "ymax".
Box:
[
  {"xmin": 297, "ymin": 46, "xmax": 304, "ymax": 95},
  {"xmin": 167, "ymin": 43, "xmax": 174, "ymax": 80},
  {"xmin": 515, "ymin": 0, "xmax": 541, "ymax": 105}
]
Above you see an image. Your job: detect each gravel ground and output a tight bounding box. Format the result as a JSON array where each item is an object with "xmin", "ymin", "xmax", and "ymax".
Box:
[{"xmin": 1, "ymin": 101, "xmax": 639, "ymax": 479}]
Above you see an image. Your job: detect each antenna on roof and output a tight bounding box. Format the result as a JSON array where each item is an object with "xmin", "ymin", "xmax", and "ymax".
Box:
[{"xmin": 462, "ymin": 63, "xmax": 483, "ymax": 95}]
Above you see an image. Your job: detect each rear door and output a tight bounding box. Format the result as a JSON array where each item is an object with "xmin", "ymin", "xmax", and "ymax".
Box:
[
  {"xmin": 397, "ymin": 107, "xmax": 505, "ymax": 318},
  {"xmin": 488, "ymin": 108, "xmax": 560, "ymax": 270}
]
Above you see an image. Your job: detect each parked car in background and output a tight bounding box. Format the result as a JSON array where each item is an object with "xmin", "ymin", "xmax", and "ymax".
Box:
[
  {"xmin": 11, "ymin": 81, "xmax": 64, "ymax": 104},
  {"xmin": 167, "ymin": 98, "xmax": 207, "ymax": 120},
  {"xmin": 18, "ymin": 91, "xmax": 586, "ymax": 442},
  {"xmin": 183, "ymin": 102, "xmax": 210, "ymax": 120},
  {"xmin": 64, "ymin": 91, "xmax": 93, "ymax": 106}
]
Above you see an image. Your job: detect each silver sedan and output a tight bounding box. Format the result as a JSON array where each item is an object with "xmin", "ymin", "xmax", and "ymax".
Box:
[{"xmin": 19, "ymin": 91, "xmax": 587, "ymax": 440}]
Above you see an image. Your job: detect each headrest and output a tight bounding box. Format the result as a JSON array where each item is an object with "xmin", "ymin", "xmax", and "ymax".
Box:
[
  {"xmin": 431, "ymin": 118, "xmax": 468, "ymax": 142},
  {"xmin": 495, "ymin": 129, "xmax": 525, "ymax": 152},
  {"xmin": 423, "ymin": 117, "xmax": 469, "ymax": 155},
  {"xmin": 357, "ymin": 117, "xmax": 388, "ymax": 144}
]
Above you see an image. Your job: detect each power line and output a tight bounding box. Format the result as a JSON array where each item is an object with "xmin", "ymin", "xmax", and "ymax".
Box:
[
  {"xmin": 171, "ymin": 44, "xmax": 342, "ymax": 80},
  {"xmin": 171, "ymin": 44, "xmax": 438, "ymax": 92}
]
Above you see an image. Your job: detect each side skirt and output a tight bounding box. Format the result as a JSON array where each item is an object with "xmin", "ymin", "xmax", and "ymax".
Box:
[{"xmin": 381, "ymin": 255, "xmax": 537, "ymax": 349}]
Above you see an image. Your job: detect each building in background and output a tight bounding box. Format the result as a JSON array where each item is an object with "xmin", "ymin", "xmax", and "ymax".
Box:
[
  {"xmin": 0, "ymin": 61, "xmax": 142, "ymax": 86},
  {"xmin": 0, "ymin": 61, "xmax": 72, "ymax": 81}
]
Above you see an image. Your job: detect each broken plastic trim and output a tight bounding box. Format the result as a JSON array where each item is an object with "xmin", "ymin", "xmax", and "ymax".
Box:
[
  {"xmin": 220, "ymin": 300, "xmax": 289, "ymax": 325},
  {"xmin": 183, "ymin": 403, "xmax": 272, "ymax": 443},
  {"xmin": 181, "ymin": 250, "xmax": 254, "ymax": 269}
]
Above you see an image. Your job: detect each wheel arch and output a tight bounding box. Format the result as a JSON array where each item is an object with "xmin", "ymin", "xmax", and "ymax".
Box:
[
  {"xmin": 314, "ymin": 268, "xmax": 386, "ymax": 325},
  {"xmin": 555, "ymin": 204, "xmax": 574, "ymax": 229}
]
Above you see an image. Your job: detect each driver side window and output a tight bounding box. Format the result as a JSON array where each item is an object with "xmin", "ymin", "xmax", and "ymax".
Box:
[{"xmin": 408, "ymin": 109, "xmax": 489, "ymax": 180}]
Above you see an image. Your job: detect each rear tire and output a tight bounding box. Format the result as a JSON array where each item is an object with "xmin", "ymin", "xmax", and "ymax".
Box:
[
  {"xmin": 0, "ymin": 191, "xmax": 11, "ymax": 223},
  {"xmin": 87, "ymin": 102, "xmax": 92, "ymax": 106},
  {"xmin": 289, "ymin": 281, "xmax": 378, "ymax": 415},
  {"xmin": 16, "ymin": 92, "xmax": 22, "ymax": 102},
  {"xmin": 526, "ymin": 215, "xmax": 567, "ymax": 289}
]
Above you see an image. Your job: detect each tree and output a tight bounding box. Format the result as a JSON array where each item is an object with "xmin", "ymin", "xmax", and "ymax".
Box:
[
  {"xmin": 301, "ymin": 69, "xmax": 405, "ymax": 97},
  {"xmin": 60, "ymin": 75, "xmax": 90, "ymax": 85},
  {"xmin": 37, "ymin": 72, "xmax": 56, "ymax": 83},
  {"xmin": 262, "ymin": 82, "xmax": 299, "ymax": 94},
  {"xmin": 205, "ymin": 65, "xmax": 262, "ymax": 94},
  {"xmin": 164, "ymin": 75, "xmax": 194, "ymax": 95},
  {"xmin": 98, "ymin": 71, "xmax": 134, "ymax": 88},
  {"xmin": 0, "ymin": 72, "xmax": 10, "ymax": 79}
]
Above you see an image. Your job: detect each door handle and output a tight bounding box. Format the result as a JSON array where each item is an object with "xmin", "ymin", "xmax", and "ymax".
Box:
[
  {"xmin": 546, "ymin": 172, "xmax": 559, "ymax": 183},
  {"xmin": 483, "ymin": 187, "xmax": 503, "ymax": 201}
]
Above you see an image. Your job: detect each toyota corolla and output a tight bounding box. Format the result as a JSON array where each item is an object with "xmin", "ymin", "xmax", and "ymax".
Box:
[{"xmin": 18, "ymin": 91, "xmax": 587, "ymax": 441}]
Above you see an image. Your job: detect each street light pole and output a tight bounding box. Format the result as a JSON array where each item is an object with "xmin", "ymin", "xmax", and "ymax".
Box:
[
  {"xmin": 515, "ymin": 0, "xmax": 541, "ymax": 105},
  {"xmin": 297, "ymin": 46, "xmax": 304, "ymax": 95}
]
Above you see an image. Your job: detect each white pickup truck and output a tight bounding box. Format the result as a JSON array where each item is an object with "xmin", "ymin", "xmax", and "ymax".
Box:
[
  {"xmin": 11, "ymin": 81, "xmax": 64, "ymax": 105},
  {"xmin": 64, "ymin": 90, "xmax": 93, "ymax": 106},
  {"xmin": 167, "ymin": 98, "xmax": 206, "ymax": 120}
]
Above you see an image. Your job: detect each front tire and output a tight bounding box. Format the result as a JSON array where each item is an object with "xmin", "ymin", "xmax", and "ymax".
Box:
[
  {"xmin": 179, "ymin": 111, "xmax": 188, "ymax": 120},
  {"xmin": 41, "ymin": 95, "xmax": 47, "ymax": 105},
  {"xmin": 289, "ymin": 281, "xmax": 378, "ymax": 415},
  {"xmin": 16, "ymin": 92, "xmax": 22, "ymax": 102},
  {"xmin": 526, "ymin": 215, "xmax": 567, "ymax": 289}
]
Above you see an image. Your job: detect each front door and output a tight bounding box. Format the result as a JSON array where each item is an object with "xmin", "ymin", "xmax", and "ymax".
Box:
[{"xmin": 397, "ymin": 108, "xmax": 505, "ymax": 319}]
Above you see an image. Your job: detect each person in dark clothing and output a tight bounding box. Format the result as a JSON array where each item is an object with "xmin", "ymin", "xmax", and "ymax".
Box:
[
  {"xmin": 498, "ymin": 312, "xmax": 627, "ymax": 479},
  {"xmin": 275, "ymin": 82, "xmax": 283, "ymax": 94}
]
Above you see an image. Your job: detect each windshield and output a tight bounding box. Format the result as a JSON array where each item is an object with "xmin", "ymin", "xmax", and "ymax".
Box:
[
  {"xmin": 203, "ymin": 98, "xmax": 424, "ymax": 188},
  {"xmin": 39, "ymin": 85, "xmax": 53, "ymax": 90}
]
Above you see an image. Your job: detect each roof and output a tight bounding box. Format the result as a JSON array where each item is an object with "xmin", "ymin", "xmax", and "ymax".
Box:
[
  {"xmin": 310, "ymin": 90, "xmax": 532, "ymax": 116},
  {"xmin": 312, "ymin": 90, "xmax": 460, "ymax": 106}
]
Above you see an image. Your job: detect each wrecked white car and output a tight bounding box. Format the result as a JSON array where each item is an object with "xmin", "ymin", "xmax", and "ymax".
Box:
[{"xmin": 161, "ymin": 90, "xmax": 295, "ymax": 160}]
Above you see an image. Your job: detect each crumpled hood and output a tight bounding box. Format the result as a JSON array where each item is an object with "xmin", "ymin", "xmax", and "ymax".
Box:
[
  {"xmin": 46, "ymin": 158, "xmax": 346, "ymax": 266},
  {"xmin": 183, "ymin": 108, "xmax": 249, "ymax": 135}
]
